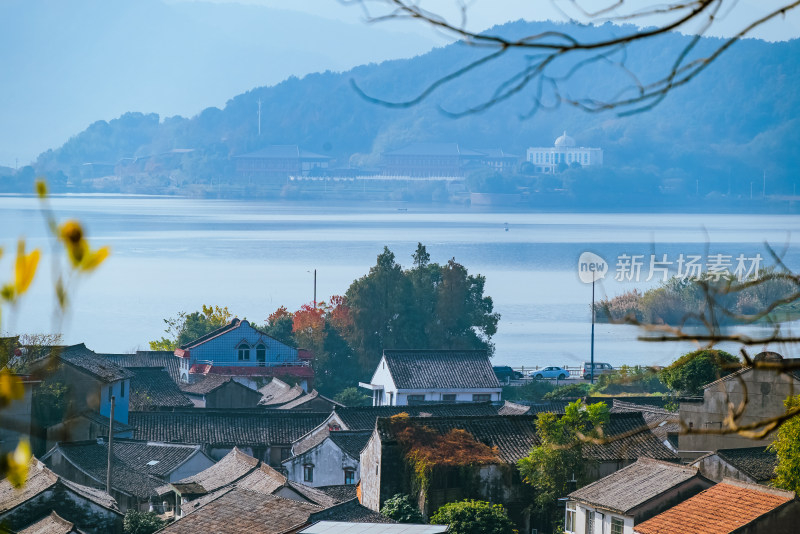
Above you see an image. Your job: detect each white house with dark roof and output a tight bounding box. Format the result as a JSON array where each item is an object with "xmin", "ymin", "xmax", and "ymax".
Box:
[
  {"xmin": 283, "ymin": 430, "xmax": 371, "ymax": 488},
  {"xmin": 359, "ymin": 350, "xmax": 501, "ymax": 406},
  {"xmin": 690, "ymin": 446, "xmax": 777, "ymax": 485},
  {"xmin": 566, "ymin": 457, "xmax": 713, "ymax": 534},
  {"xmin": 174, "ymin": 318, "xmax": 313, "ymax": 389}
]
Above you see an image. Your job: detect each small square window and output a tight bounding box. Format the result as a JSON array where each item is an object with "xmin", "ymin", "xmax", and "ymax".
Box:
[
  {"xmin": 611, "ymin": 517, "xmax": 624, "ymax": 534},
  {"xmin": 304, "ymin": 465, "xmax": 314, "ymax": 483},
  {"xmin": 407, "ymin": 395, "xmax": 425, "ymax": 405},
  {"xmin": 344, "ymin": 469, "xmax": 355, "ymax": 485},
  {"xmin": 472, "ymin": 394, "xmax": 491, "ymax": 402},
  {"xmin": 442, "ymin": 394, "xmax": 456, "ymax": 403}
]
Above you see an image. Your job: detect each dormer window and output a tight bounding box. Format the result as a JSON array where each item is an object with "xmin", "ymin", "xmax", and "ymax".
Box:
[
  {"xmin": 237, "ymin": 343, "xmax": 251, "ymax": 361},
  {"xmin": 256, "ymin": 344, "xmax": 266, "ymax": 364}
]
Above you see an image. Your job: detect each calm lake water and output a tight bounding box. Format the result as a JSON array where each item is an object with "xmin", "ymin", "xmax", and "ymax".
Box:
[{"xmin": 2, "ymin": 195, "xmax": 800, "ymax": 369}]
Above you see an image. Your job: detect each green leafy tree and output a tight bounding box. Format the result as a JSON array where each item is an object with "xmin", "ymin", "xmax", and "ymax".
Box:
[
  {"xmin": 263, "ymin": 306, "xmax": 295, "ymax": 346},
  {"xmin": 769, "ymin": 394, "xmax": 800, "ymax": 493},
  {"xmin": 123, "ymin": 510, "xmax": 165, "ymax": 534},
  {"xmin": 345, "ymin": 246, "xmax": 499, "ymax": 374},
  {"xmin": 659, "ymin": 349, "xmax": 739, "ymax": 395},
  {"xmin": 333, "ymin": 387, "xmax": 371, "ymax": 407},
  {"xmin": 149, "ymin": 305, "xmax": 233, "ymax": 350},
  {"xmin": 518, "ymin": 400, "xmax": 609, "ymax": 526},
  {"xmin": 380, "ymin": 493, "xmax": 424, "ymax": 523},
  {"xmin": 429, "ymin": 500, "xmax": 515, "ymax": 534},
  {"xmin": 32, "ymin": 380, "xmax": 71, "ymax": 427}
]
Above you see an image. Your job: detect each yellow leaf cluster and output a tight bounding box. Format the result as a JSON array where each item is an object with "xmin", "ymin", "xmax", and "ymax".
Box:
[
  {"xmin": 2, "ymin": 440, "xmax": 31, "ymax": 488},
  {"xmin": 58, "ymin": 220, "xmax": 109, "ymax": 271}
]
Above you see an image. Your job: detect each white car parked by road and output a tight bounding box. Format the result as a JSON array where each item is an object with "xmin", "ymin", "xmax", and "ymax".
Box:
[{"xmin": 529, "ymin": 366, "xmax": 569, "ymax": 380}]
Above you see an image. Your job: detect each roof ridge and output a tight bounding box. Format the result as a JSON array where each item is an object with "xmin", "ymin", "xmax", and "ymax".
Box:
[{"xmin": 718, "ymin": 477, "xmax": 794, "ymax": 498}]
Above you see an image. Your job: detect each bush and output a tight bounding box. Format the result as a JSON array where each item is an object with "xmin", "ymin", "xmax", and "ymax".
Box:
[
  {"xmin": 590, "ymin": 365, "xmax": 669, "ymax": 395},
  {"xmin": 543, "ymin": 383, "xmax": 591, "ymax": 399},
  {"xmin": 430, "ymin": 500, "xmax": 516, "ymax": 534},
  {"xmin": 502, "ymin": 380, "xmax": 555, "ymax": 402},
  {"xmin": 123, "ymin": 510, "xmax": 165, "ymax": 534},
  {"xmin": 659, "ymin": 349, "xmax": 739, "ymax": 395},
  {"xmin": 333, "ymin": 387, "xmax": 371, "ymax": 407},
  {"xmin": 380, "ymin": 493, "xmax": 424, "ymax": 523}
]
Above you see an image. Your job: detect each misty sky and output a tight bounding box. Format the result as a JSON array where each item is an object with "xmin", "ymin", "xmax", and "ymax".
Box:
[{"xmin": 2, "ymin": 0, "xmax": 799, "ymax": 167}]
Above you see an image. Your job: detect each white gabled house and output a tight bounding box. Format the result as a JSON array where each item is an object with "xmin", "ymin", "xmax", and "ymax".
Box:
[
  {"xmin": 359, "ymin": 349, "xmax": 501, "ymax": 406},
  {"xmin": 566, "ymin": 458, "xmax": 713, "ymax": 534}
]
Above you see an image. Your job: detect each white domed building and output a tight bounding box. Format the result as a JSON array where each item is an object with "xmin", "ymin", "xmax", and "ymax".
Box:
[{"xmin": 526, "ymin": 131, "xmax": 603, "ymax": 173}]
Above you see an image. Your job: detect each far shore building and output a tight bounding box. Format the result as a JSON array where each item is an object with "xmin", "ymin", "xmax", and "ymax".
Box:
[
  {"xmin": 380, "ymin": 143, "xmax": 519, "ymax": 177},
  {"xmin": 235, "ymin": 145, "xmax": 331, "ymax": 181},
  {"xmin": 359, "ymin": 349, "xmax": 502, "ymax": 406},
  {"xmin": 526, "ymin": 131, "xmax": 603, "ymax": 173}
]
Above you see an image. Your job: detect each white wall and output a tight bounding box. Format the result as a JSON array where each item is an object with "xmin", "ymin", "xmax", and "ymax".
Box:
[
  {"xmin": 368, "ymin": 356, "xmax": 397, "ymax": 406},
  {"xmin": 168, "ymin": 451, "xmax": 216, "ymax": 482},
  {"xmin": 283, "ymin": 439, "xmax": 359, "ymax": 487},
  {"xmin": 571, "ymin": 503, "xmax": 634, "ymax": 534}
]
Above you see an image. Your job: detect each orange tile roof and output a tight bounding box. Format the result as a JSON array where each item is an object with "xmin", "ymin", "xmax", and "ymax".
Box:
[{"xmin": 634, "ymin": 479, "xmax": 794, "ymax": 534}]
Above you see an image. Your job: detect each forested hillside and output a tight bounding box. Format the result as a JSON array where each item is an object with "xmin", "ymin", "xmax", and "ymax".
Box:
[{"xmin": 17, "ymin": 20, "xmax": 800, "ymax": 207}]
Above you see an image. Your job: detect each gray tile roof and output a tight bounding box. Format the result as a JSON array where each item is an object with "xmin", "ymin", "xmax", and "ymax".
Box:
[
  {"xmin": 715, "ymin": 447, "xmax": 777, "ymax": 483},
  {"xmin": 316, "ymin": 486, "xmax": 358, "ymax": 503},
  {"xmin": 277, "ymin": 390, "xmax": 343, "ymax": 410},
  {"xmin": 18, "ymin": 511, "xmax": 86, "ymax": 534},
  {"xmin": 0, "ymin": 458, "xmax": 119, "ymax": 515},
  {"xmin": 259, "ymin": 378, "xmax": 305, "ymax": 406},
  {"xmin": 129, "ymin": 410, "xmax": 328, "ymax": 447},
  {"xmin": 301, "ymin": 522, "xmax": 445, "ymax": 533},
  {"xmin": 43, "ymin": 439, "xmax": 207, "ymax": 499},
  {"xmin": 102, "ymin": 351, "xmax": 180, "ymax": 382},
  {"xmin": 497, "ymin": 401, "xmax": 532, "ymax": 415},
  {"xmin": 335, "ymin": 402, "xmax": 502, "ymax": 431},
  {"xmin": 610, "ymin": 400, "xmax": 680, "ymax": 444},
  {"xmin": 382, "ymin": 350, "xmax": 500, "ymax": 390},
  {"xmin": 569, "ymin": 457, "xmax": 702, "ymax": 514},
  {"xmin": 306, "ymin": 499, "xmax": 397, "ymax": 525},
  {"xmin": 165, "ymin": 447, "xmax": 340, "ymax": 508},
  {"xmin": 179, "ymin": 374, "xmax": 235, "ymax": 395},
  {"xmin": 160, "ymin": 489, "xmax": 322, "ymax": 534},
  {"xmin": 129, "ymin": 368, "xmax": 193, "ymax": 410},
  {"xmin": 58, "ymin": 344, "xmax": 133, "ymax": 383},
  {"xmin": 167, "ymin": 447, "xmax": 258, "ymax": 496},
  {"xmin": 377, "ymin": 412, "xmax": 678, "ymax": 464},
  {"xmin": 328, "ymin": 431, "xmax": 372, "ymax": 460}
]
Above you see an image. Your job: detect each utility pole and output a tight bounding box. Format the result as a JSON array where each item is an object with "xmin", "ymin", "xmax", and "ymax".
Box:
[
  {"xmin": 257, "ymin": 99, "xmax": 262, "ymax": 136},
  {"xmin": 106, "ymin": 396, "xmax": 115, "ymax": 494},
  {"xmin": 590, "ymin": 276, "xmax": 595, "ymax": 384},
  {"xmin": 314, "ymin": 269, "xmax": 317, "ymax": 308}
]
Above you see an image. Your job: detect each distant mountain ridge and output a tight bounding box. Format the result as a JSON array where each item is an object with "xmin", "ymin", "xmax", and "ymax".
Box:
[{"xmin": 23, "ymin": 19, "xmax": 800, "ymax": 204}]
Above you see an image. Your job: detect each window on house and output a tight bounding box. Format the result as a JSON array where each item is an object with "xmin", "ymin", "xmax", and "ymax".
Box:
[
  {"xmin": 388, "ymin": 392, "xmax": 394, "ymax": 405},
  {"xmin": 564, "ymin": 502, "xmax": 576, "ymax": 533},
  {"xmin": 344, "ymin": 469, "xmax": 355, "ymax": 485},
  {"xmin": 442, "ymin": 394, "xmax": 456, "ymax": 403},
  {"xmin": 256, "ymin": 344, "xmax": 266, "ymax": 364},
  {"xmin": 121, "ymin": 381, "xmax": 125, "ymax": 398},
  {"xmin": 407, "ymin": 394, "xmax": 425, "ymax": 405},
  {"xmin": 611, "ymin": 517, "xmax": 624, "ymax": 534},
  {"xmin": 280, "ymin": 448, "xmax": 291, "ymax": 461},
  {"xmin": 585, "ymin": 511, "xmax": 595, "ymax": 534},
  {"xmin": 303, "ymin": 465, "xmax": 314, "ymax": 482},
  {"xmin": 238, "ymin": 343, "xmax": 251, "ymax": 361},
  {"xmin": 472, "ymin": 394, "xmax": 491, "ymax": 402},
  {"xmin": 108, "ymin": 386, "xmax": 113, "ymax": 399}
]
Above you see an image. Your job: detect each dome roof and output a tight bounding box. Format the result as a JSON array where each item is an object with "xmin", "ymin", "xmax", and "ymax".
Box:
[{"xmin": 555, "ymin": 131, "xmax": 576, "ymax": 147}]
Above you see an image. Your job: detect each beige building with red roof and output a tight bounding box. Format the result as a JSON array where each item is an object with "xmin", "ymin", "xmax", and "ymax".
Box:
[{"xmin": 634, "ymin": 479, "xmax": 800, "ymax": 534}]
